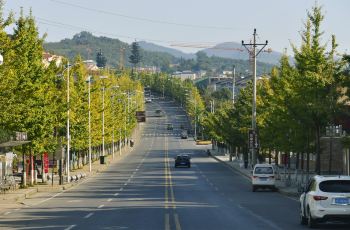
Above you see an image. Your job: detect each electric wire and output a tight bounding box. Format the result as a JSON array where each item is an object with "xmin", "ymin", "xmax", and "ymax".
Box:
[{"xmin": 49, "ymin": 0, "xmax": 238, "ymax": 31}]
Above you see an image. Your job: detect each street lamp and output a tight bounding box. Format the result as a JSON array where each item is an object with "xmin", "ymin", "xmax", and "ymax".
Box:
[
  {"xmin": 60, "ymin": 61, "xmax": 77, "ymax": 182},
  {"xmin": 111, "ymin": 85, "xmax": 120, "ymax": 159},
  {"xmin": 100, "ymin": 75, "xmax": 108, "ymax": 157},
  {"xmin": 85, "ymin": 76, "xmax": 92, "ymax": 172}
]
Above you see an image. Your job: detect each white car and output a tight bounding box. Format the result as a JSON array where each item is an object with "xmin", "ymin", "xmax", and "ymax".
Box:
[
  {"xmin": 300, "ymin": 175, "xmax": 350, "ymax": 228},
  {"xmin": 251, "ymin": 164, "xmax": 276, "ymax": 192},
  {"xmin": 145, "ymin": 98, "xmax": 152, "ymax": 103}
]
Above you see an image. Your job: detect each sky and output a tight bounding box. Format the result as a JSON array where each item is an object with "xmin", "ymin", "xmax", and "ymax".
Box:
[{"xmin": 3, "ymin": 0, "xmax": 350, "ymax": 55}]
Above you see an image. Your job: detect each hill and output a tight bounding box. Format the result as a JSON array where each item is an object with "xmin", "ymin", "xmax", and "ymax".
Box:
[
  {"xmin": 43, "ymin": 31, "xmax": 275, "ymax": 74},
  {"xmin": 138, "ymin": 41, "xmax": 195, "ymax": 59},
  {"xmin": 202, "ymin": 42, "xmax": 284, "ymax": 65}
]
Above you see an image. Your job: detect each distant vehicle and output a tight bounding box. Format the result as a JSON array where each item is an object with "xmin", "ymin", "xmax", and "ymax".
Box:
[
  {"xmin": 166, "ymin": 123, "xmax": 173, "ymax": 130},
  {"xmin": 145, "ymin": 98, "xmax": 152, "ymax": 103},
  {"xmin": 300, "ymin": 175, "xmax": 350, "ymax": 228},
  {"xmin": 174, "ymin": 154, "xmax": 191, "ymax": 168},
  {"xmin": 251, "ymin": 164, "xmax": 276, "ymax": 192},
  {"xmin": 181, "ymin": 130, "xmax": 188, "ymax": 139},
  {"xmin": 155, "ymin": 109, "xmax": 162, "ymax": 117}
]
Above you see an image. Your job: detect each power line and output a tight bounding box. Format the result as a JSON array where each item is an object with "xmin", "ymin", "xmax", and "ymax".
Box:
[{"xmin": 49, "ymin": 0, "xmax": 238, "ymax": 31}]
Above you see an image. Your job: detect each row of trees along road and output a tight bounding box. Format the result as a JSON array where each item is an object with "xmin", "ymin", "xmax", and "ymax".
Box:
[
  {"xmin": 0, "ymin": 6, "xmax": 144, "ymax": 187},
  {"xmin": 203, "ymin": 5, "xmax": 350, "ymax": 175},
  {"xmin": 145, "ymin": 5, "xmax": 350, "ymax": 176}
]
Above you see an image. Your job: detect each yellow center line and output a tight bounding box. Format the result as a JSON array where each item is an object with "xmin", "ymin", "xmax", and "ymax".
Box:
[{"xmin": 164, "ymin": 134, "xmax": 182, "ymax": 230}]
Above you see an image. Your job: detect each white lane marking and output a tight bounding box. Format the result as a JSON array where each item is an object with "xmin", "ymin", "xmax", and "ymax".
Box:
[
  {"xmin": 135, "ymin": 168, "xmax": 139, "ymax": 171},
  {"xmin": 64, "ymin": 225, "xmax": 76, "ymax": 230},
  {"xmin": 14, "ymin": 209, "xmax": 20, "ymax": 211},
  {"xmin": 124, "ymin": 183, "xmax": 128, "ymax": 186},
  {"xmin": 107, "ymin": 198, "xmax": 113, "ymax": 202},
  {"xmin": 98, "ymin": 204, "xmax": 104, "ymax": 209},
  {"xmin": 130, "ymin": 175, "xmax": 134, "ymax": 178},
  {"xmin": 114, "ymin": 193, "xmax": 119, "ymax": 196},
  {"xmin": 67, "ymin": 200, "xmax": 81, "ymax": 203},
  {"xmin": 209, "ymin": 182, "xmax": 214, "ymax": 186},
  {"xmin": 84, "ymin": 213, "xmax": 94, "ymax": 219},
  {"xmin": 127, "ymin": 178, "xmax": 131, "ymax": 182},
  {"xmin": 238, "ymin": 205, "xmax": 282, "ymax": 230},
  {"xmin": 215, "ymin": 187, "xmax": 219, "ymax": 191},
  {"xmin": 119, "ymin": 188, "xmax": 124, "ymax": 191},
  {"xmin": 4, "ymin": 212, "xmax": 11, "ymax": 215}
]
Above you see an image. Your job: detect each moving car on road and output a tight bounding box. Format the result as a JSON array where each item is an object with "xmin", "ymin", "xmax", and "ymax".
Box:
[
  {"xmin": 300, "ymin": 175, "xmax": 350, "ymax": 228},
  {"xmin": 174, "ymin": 154, "xmax": 191, "ymax": 168},
  {"xmin": 181, "ymin": 130, "xmax": 188, "ymax": 139},
  {"xmin": 251, "ymin": 164, "xmax": 276, "ymax": 192}
]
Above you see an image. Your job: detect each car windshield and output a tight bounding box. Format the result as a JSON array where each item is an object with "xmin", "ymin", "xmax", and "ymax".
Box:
[
  {"xmin": 319, "ymin": 180, "xmax": 350, "ymax": 193},
  {"xmin": 177, "ymin": 155, "xmax": 189, "ymax": 160},
  {"xmin": 254, "ymin": 167, "xmax": 273, "ymax": 174}
]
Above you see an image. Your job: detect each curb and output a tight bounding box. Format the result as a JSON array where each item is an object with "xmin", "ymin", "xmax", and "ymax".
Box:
[{"xmin": 210, "ymin": 154, "xmax": 299, "ymax": 198}]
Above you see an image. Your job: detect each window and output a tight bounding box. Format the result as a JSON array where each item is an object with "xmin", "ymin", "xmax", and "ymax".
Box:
[
  {"xmin": 254, "ymin": 167, "xmax": 273, "ymax": 174},
  {"xmin": 319, "ymin": 180, "xmax": 350, "ymax": 193}
]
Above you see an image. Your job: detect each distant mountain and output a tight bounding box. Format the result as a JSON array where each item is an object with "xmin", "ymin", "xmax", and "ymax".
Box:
[
  {"xmin": 202, "ymin": 42, "xmax": 284, "ymax": 65},
  {"xmin": 43, "ymin": 31, "xmax": 275, "ymax": 74},
  {"xmin": 138, "ymin": 41, "xmax": 195, "ymax": 59},
  {"xmin": 44, "ymin": 31, "xmax": 178, "ymax": 70}
]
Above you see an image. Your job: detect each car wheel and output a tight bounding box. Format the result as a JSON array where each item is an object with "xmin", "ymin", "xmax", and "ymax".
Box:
[
  {"xmin": 252, "ymin": 186, "xmax": 256, "ymax": 192},
  {"xmin": 300, "ymin": 208, "xmax": 307, "ymax": 225},
  {"xmin": 307, "ymin": 208, "xmax": 317, "ymax": 228}
]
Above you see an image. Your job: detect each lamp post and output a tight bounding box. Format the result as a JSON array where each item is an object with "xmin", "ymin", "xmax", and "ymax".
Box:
[
  {"xmin": 100, "ymin": 76, "xmax": 108, "ymax": 157},
  {"xmin": 86, "ymin": 76, "xmax": 92, "ymax": 172},
  {"xmin": 111, "ymin": 85, "xmax": 120, "ymax": 159}
]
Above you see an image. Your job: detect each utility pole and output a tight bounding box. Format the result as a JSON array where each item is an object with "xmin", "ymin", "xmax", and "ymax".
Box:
[{"xmin": 242, "ymin": 29, "xmax": 268, "ymax": 167}]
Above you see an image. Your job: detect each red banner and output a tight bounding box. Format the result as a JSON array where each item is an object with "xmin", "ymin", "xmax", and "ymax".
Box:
[{"xmin": 43, "ymin": 152, "xmax": 49, "ymax": 173}]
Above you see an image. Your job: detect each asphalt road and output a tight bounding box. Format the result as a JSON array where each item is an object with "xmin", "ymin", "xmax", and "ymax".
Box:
[{"xmin": 0, "ymin": 99, "xmax": 348, "ymax": 230}]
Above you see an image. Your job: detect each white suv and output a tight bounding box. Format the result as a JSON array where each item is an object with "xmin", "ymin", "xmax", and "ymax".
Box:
[
  {"xmin": 251, "ymin": 164, "xmax": 276, "ymax": 192},
  {"xmin": 300, "ymin": 175, "xmax": 350, "ymax": 228}
]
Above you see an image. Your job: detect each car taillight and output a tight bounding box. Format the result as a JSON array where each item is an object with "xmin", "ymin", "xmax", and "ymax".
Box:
[
  {"xmin": 313, "ymin": 195, "xmax": 328, "ymax": 201},
  {"xmin": 252, "ymin": 176, "xmax": 258, "ymax": 179}
]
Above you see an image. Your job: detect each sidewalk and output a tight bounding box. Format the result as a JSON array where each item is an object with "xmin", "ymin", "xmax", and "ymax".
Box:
[
  {"xmin": 209, "ymin": 150, "xmax": 301, "ymax": 199},
  {"xmin": 0, "ymin": 123, "xmax": 143, "ymax": 215}
]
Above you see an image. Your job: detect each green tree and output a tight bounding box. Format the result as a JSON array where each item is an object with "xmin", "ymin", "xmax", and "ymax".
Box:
[
  {"xmin": 129, "ymin": 42, "xmax": 141, "ymax": 68},
  {"xmin": 96, "ymin": 49, "xmax": 107, "ymax": 68}
]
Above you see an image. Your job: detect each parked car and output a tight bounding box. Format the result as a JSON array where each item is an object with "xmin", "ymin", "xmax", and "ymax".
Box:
[
  {"xmin": 181, "ymin": 130, "xmax": 188, "ymax": 139},
  {"xmin": 300, "ymin": 175, "xmax": 350, "ymax": 228},
  {"xmin": 174, "ymin": 154, "xmax": 191, "ymax": 168},
  {"xmin": 145, "ymin": 98, "xmax": 152, "ymax": 103},
  {"xmin": 251, "ymin": 164, "xmax": 276, "ymax": 192}
]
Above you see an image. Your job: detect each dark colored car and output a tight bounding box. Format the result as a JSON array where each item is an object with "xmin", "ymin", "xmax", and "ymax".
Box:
[
  {"xmin": 181, "ymin": 130, "xmax": 188, "ymax": 139},
  {"xmin": 174, "ymin": 154, "xmax": 191, "ymax": 168}
]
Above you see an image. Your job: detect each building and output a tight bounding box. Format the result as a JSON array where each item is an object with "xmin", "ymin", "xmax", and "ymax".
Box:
[
  {"xmin": 172, "ymin": 71, "xmax": 197, "ymax": 81},
  {"xmin": 82, "ymin": 60, "xmax": 99, "ymax": 72},
  {"xmin": 42, "ymin": 52, "xmax": 63, "ymax": 67}
]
